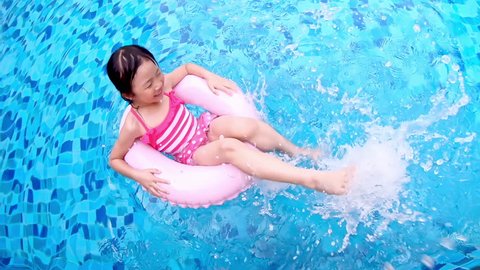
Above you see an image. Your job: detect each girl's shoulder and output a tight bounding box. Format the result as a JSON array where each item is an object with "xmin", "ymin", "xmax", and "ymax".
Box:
[{"xmin": 120, "ymin": 112, "xmax": 145, "ymax": 139}]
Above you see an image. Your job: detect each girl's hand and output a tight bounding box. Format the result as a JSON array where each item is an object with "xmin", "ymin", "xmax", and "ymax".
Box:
[
  {"xmin": 135, "ymin": 168, "xmax": 170, "ymax": 198},
  {"xmin": 206, "ymin": 74, "xmax": 240, "ymax": 96}
]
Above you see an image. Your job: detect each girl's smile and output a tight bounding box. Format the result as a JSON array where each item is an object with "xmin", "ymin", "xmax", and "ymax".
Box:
[{"xmin": 153, "ymin": 90, "xmax": 163, "ymax": 98}]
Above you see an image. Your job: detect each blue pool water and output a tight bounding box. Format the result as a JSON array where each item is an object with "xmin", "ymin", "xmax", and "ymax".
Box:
[{"xmin": 1, "ymin": 0, "xmax": 479, "ymax": 269}]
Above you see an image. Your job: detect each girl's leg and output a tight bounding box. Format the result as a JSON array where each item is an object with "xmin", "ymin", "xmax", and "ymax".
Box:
[
  {"xmin": 208, "ymin": 116, "xmax": 319, "ymax": 158},
  {"xmin": 192, "ymin": 138, "xmax": 352, "ymax": 195}
]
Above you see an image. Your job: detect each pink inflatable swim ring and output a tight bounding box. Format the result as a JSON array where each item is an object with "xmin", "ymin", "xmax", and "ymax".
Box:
[{"xmin": 119, "ymin": 75, "xmax": 258, "ymax": 208}]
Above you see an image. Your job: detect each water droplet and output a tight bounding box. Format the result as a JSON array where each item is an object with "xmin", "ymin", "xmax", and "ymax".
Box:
[
  {"xmin": 439, "ymin": 238, "xmax": 456, "ymax": 250},
  {"xmin": 455, "ymin": 234, "xmax": 467, "ymax": 242},
  {"xmin": 421, "ymin": 255, "xmax": 435, "ymax": 269},
  {"xmin": 441, "ymin": 55, "xmax": 450, "ymax": 64},
  {"xmin": 448, "ymin": 72, "xmax": 457, "ymax": 84},
  {"xmin": 384, "ymin": 262, "xmax": 395, "ymax": 270},
  {"xmin": 413, "ymin": 24, "xmax": 421, "ymax": 32}
]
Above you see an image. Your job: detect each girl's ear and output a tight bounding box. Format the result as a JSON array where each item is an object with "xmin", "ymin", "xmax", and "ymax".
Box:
[{"xmin": 122, "ymin": 93, "xmax": 134, "ymax": 101}]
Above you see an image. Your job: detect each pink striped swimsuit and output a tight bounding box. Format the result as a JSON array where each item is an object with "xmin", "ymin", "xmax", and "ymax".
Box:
[{"xmin": 130, "ymin": 90, "xmax": 216, "ymax": 165}]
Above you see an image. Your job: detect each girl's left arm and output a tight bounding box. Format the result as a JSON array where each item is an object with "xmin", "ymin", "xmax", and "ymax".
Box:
[{"xmin": 166, "ymin": 63, "xmax": 239, "ymax": 95}]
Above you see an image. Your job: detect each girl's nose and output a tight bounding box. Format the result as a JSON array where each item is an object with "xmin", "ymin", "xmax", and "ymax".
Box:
[
  {"xmin": 153, "ymin": 80, "xmax": 162, "ymax": 91},
  {"xmin": 153, "ymin": 76, "xmax": 164, "ymax": 91}
]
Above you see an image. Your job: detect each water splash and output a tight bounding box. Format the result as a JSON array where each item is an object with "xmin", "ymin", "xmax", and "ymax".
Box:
[
  {"xmin": 312, "ymin": 60, "xmax": 469, "ymax": 251},
  {"xmin": 316, "ymin": 127, "xmax": 419, "ymax": 251},
  {"xmin": 243, "ymin": 72, "xmax": 268, "ymax": 119}
]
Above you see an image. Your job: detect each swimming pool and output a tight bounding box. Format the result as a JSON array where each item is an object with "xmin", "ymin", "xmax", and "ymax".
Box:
[{"xmin": 1, "ymin": 0, "xmax": 479, "ymax": 269}]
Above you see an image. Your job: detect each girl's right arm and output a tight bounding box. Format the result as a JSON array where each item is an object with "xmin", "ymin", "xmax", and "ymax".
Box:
[{"xmin": 109, "ymin": 118, "xmax": 170, "ymax": 198}]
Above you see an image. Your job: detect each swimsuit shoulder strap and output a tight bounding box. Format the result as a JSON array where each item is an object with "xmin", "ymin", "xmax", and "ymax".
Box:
[
  {"xmin": 166, "ymin": 90, "xmax": 184, "ymax": 105},
  {"xmin": 129, "ymin": 106, "xmax": 149, "ymax": 131}
]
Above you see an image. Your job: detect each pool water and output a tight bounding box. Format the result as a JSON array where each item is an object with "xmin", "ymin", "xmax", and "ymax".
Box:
[{"xmin": 1, "ymin": 0, "xmax": 479, "ymax": 269}]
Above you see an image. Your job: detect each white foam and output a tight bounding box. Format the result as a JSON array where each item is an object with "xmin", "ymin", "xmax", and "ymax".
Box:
[
  {"xmin": 314, "ymin": 129, "xmax": 419, "ymax": 251},
  {"xmin": 311, "ymin": 61, "xmax": 470, "ymax": 251},
  {"xmin": 454, "ymin": 132, "xmax": 476, "ymax": 143}
]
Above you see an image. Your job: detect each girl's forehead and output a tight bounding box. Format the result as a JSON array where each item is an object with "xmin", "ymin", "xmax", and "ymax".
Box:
[
  {"xmin": 132, "ymin": 60, "xmax": 158, "ymax": 85},
  {"xmin": 136, "ymin": 60, "xmax": 158, "ymax": 76}
]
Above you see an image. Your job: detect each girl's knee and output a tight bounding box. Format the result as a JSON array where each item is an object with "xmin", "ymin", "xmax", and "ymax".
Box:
[
  {"xmin": 237, "ymin": 118, "xmax": 260, "ymax": 139},
  {"xmin": 218, "ymin": 138, "xmax": 244, "ymax": 157}
]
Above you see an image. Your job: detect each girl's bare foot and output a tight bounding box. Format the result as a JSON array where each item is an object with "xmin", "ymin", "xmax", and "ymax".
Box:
[{"xmin": 304, "ymin": 166, "xmax": 355, "ymax": 195}]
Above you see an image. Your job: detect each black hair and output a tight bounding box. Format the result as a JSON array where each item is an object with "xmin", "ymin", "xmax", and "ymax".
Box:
[{"xmin": 106, "ymin": 45, "xmax": 158, "ymax": 103}]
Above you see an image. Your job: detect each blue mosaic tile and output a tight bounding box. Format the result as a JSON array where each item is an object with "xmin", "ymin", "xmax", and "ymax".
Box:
[
  {"xmin": 460, "ymin": 259, "xmax": 480, "ymax": 269},
  {"xmin": 0, "ymin": 0, "xmax": 479, "ymax": 269}
]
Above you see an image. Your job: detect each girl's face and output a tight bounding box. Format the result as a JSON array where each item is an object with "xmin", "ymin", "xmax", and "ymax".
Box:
[{"xmin": 126, "ymin": 60, "xmax": 165, "ymax": 106}]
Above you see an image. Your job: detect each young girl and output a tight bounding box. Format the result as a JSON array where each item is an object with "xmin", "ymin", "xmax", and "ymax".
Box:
[{"xmin": 107, "ymin": 45, "xmax": 353, "ymax": 199}]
